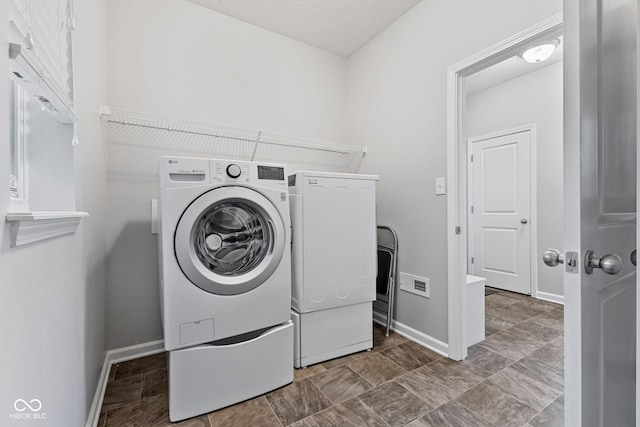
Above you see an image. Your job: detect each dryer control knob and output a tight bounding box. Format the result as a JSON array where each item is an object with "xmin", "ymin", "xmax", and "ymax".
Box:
[{"xmin": 226, "ymin": 164, "xmax": 241, "ymax": 178}]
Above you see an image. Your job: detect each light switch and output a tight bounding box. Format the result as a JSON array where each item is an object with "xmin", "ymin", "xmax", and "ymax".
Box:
[{"xmin": 435, "ymin": 177, "xmax": 446, "ymax": 195}]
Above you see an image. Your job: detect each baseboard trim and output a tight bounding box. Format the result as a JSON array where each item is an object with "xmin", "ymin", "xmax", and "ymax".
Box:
[
  {"xmin": 535, "ymin": 291, "xmax": 564, "ymax": 305},
  {"xmin": 85, "ymin": 340, "xmax": 165, "ymax": 427},
  {"xmin": 108, "ymin": 339, "xmax": 165, "ymax": 364},
  {"xmin": 372, "ymin": 310, "xmax": 387, "ymax": 328},
  {"xmin": 373, "ymin": 312, "xmax": 449, "ymax": 357},
  {"xmin": 85, "ymin": 352, "xmax": 112, "ymax": 427}
]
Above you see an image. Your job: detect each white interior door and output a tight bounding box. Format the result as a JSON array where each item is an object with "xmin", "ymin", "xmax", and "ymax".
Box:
[
  {"xmin": 470, "ymin": 130, "xmax": 531, "ymax": 294},
  {"xmin": 563, "ymin": 0, "xmax": 637, "ymax": 424}
]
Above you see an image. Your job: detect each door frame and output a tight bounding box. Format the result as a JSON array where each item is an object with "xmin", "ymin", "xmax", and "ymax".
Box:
[
  {"xmin": 466, "ymin": 125, "xmax": 537, "ymax": 296},
  {"xmin": 636, "ymin": 2, "xmax": 640, "ymax": 423},
  {"xmin": 446, "ymin": 13, "xmax": 563, "ymax": 361}
]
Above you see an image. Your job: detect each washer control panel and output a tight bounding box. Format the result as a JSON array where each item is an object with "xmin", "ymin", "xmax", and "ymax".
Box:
[
  {"xmin": 161, "ymin": 156, "xmax": 287, "ymax": 189},
  {"xmin": 226, "ymin": 164, "xmax": 242, "ymax": 178},
  {"xmin": 213, "ymin": 162, "xmax": 250, "ymax": 182},
  {"xmin": 212, "ymin": 161, "xmax": 285, "ymax": 185}
]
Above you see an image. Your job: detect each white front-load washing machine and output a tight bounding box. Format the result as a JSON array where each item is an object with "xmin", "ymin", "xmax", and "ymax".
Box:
[{"xmin": 159, "ymin": 156, "xmax": 293, "ymax": 421}]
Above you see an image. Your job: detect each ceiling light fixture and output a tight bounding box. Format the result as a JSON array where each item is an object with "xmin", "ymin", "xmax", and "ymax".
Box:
[{"xmin": 520, "ymin": 39, "xmax": 560, "ymax": 64}]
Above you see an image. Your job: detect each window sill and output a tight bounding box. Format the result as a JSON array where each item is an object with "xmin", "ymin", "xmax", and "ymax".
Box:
[{"xmin": 6, "ymin": 211, "xmax": 89, "ymax": 247}]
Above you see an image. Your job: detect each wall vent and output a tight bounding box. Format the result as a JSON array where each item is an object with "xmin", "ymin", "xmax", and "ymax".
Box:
[
  {"xmin": 413, "ymin": 280, "xmax": 427, "ymax": 292},
  {"xmin": 399, "ymin": 272, "xmax": 430, "ymax": 298}
]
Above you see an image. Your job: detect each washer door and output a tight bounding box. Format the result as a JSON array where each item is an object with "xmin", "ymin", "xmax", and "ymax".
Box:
[{"xmin": 175, "ymin": 186, "xmax": 285, "ymax": 295}]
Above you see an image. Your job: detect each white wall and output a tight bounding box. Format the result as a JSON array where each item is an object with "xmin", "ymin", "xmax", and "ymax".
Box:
[
  {"xmin": 346, "ymin": 0, "xmax": 562, "ymax": 343},
  {"xmin": 107, "ymin": 0, "xmax": 347, "ymax": 141},
  {"xmin": 0, "ymin": 1, "xmax": 109, "ymax": 426},
  {"xmin": 466, "ymin": 61, "xmax": 564, "ymax": 298},
  {"xmin": 106, "ymin": 0, "xmax": 349, "ymax": 349}
]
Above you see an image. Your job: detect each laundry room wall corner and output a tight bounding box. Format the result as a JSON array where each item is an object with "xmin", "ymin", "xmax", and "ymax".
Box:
[
  {"xmin": 346, "ymin": 0, "xmax": 562, "ymax": 343},
  {"xmin": 104, "ymin": 0, "xmax": 349, "ymax": 350},
  {"xmin": 106, "ymin": 180, "xmax": 163, "ymax": 349}
]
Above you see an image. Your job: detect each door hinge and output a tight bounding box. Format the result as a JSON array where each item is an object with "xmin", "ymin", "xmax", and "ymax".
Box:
[
  {"xmin": 470, "ymin": 205, "xmax": 474, "ymax": 213},
  {"xmin": 470, "ymin": 155, "xmax": 474, "ymax": 162},
  {"xmin": 471, "ymin": 257, "xmax": 474, "ymax": 264},
  {"xmin": 455, "ymin": 226, "xmax": 461, "ymax": 235}
]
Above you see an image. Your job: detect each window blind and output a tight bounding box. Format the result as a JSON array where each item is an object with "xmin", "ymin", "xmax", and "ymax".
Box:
[{"xmin": 8, "ymin": 0, "xmax": 74, "ymax": 123}]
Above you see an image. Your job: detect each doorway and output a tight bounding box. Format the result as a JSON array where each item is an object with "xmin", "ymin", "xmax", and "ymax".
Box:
[{"xmin": 446, "ymin": 14, "xmax": 563, "ymax": 361}]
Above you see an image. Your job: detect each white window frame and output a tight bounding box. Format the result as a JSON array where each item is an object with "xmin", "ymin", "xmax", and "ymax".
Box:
[
  {"xmin": 9, "ymin": 79, "xmax": 28, "ymax": 210},
  {"xmin": 6, "ymin": 0, "xmax": 87, "ymax": 247}
]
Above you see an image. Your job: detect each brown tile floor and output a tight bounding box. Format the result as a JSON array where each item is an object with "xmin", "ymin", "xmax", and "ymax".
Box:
[{"xmin": 99, "ymin": 288, "xmax": 564, "ymax": 426}]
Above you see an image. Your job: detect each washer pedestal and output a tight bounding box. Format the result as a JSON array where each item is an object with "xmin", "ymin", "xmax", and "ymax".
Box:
[
  {"xmin": 168, "ymin": 321, "xmax": 293, "ymax": 422},
  {"xmin": 291, "ymin": 303, "xmax": 373, "ymax": 368}
]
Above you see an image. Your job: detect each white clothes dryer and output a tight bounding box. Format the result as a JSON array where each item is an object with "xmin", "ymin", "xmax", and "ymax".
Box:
[
  {"xmin": 288, "ymin": 171, "xmax": 378, "ymax": 368},
  {"xmin": 159, "ymin": 156, "xmax": 293, "ymax": 421}
]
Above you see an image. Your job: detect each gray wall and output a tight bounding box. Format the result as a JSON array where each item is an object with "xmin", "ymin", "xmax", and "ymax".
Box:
[
  {"xmin": 0, "ymin": 0, "xmax": 109, "ymax": 425},
  {"xmin": 466, "ymin": 61, "xmax": 564, "ymax": 298},
  {"xmin": 106, "ymin": 0, "xmax": 349, "ymax": 349},
  {"xmin": 346, "ymin": 0, "xmax": 562, "ymax": 343}
]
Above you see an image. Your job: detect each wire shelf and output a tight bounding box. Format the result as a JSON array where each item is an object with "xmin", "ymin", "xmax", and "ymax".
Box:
[{"xmin": 101, "ymin": 106, "xmax": 367, "ymax": 180}]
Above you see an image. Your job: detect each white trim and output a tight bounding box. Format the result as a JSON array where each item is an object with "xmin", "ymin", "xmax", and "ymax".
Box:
[
  {"xmin": 535, "ymin": 291, "xmax": 565, "ymax": 305},
  {"xmin": 373, "ymin": 312, "xmax": 449, "ymax": 357},
  {"xmin": 446, "ymin": 63, "xmax": 467, "ymax": 361},
  {"xmin": 85, "ymin": 340, "xmax": 165, "ymax": 427},
  {"xmin": 9, "ymin": 198, "xmax": 28, "ymax": 211},
  {"xmin": 85, "ymin": 353, "xmax": 112, "ymax": 427},
  {"xmin": 6, "ymin": 211, "xmax": 89, "ymax": 247},
  {"xmin": 108, "ymin": 339, "xmax": 165, "ymax": 365},
  {"xmin": 373, "ymin": 310, "xmax": 388, "ymax": 327},
  {"xmin": 637, "ymin": 2, "xmax": 640, "ymax": 422},
  {"xmin": 6, "ymin": 211, "xmax": 90, "ymax": 221},
  {"xmin": 530, "ymin": 127, "xmax": 539, "ymax": 300},
  {"xmin": 466, "ymin": 125, "xmax": 538, "ymax": 297},
  {"xmin": 446, "ymin": 13, "xmax": 563, "ymax": 361}
]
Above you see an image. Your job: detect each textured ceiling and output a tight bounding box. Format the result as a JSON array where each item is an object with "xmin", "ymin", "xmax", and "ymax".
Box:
[{"xmin": 187, "ymin": 0, "xmax": 422, "ymax": 57}]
